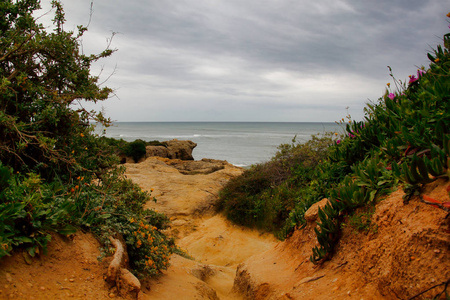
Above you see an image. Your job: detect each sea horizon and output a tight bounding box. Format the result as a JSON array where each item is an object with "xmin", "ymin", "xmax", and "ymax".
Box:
[{"xmin": 98, "ymin": 121, "xmax": 342, "ymax": 167}]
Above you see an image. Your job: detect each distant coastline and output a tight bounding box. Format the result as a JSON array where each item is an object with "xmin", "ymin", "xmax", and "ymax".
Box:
[{"xmin": 99, "ymin": 122, "xmax": 341, "ymax": 167}]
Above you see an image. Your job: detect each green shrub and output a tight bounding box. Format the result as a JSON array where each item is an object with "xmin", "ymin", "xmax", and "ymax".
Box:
[
  {"xmin": 219, "ymin": 134, "xmax": 335, "ymax": 234},
  {"xmin": 0, "ymin": 1, "xmax": 173, "ymax": 278},
  {"xmin": 0, "ymin": 164, "xmax": 77, "ymax": 258},
  {"xmin": 125, "ymin": 139, "xmax": 148, "ymax": 163}
]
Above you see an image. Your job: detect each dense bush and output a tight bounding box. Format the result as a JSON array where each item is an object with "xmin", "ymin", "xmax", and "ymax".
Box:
[
  {"xmin": 125, "ymin": 139, "xmax": 147, "ymax": 163},
  {"xmin": 0, "ymin": 0, "xmax": 172, "ymax": 277},
  {"xmin": 219, "ymin": 134, "xmax": 337, "ymax": 235}
]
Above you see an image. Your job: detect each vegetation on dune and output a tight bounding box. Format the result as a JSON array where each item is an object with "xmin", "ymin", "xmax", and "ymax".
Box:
[
  {"xmin": 219, "ymin": 16, "xmax": 450, "ymax": 264},
  {"xmin": 1, "ymin": 0, "xmax": 449, "ymax": 286},
  {"xmin": 219, "ymin": 134, "xmax": 342, "ymax": 236},
  {"xmin": 0, "ymin": 0, "xmax": 172, "ymax": 278}
]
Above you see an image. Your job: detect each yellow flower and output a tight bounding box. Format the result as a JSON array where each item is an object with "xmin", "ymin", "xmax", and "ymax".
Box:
[
  {"xmin": 80, "ymin": 133, "xmax": 84, "ymax": 137},
  {"xmin": 130, "ymin": 218, "xmax": 135, "ymax": 223},
  {"xmin": 435, "ymin": 58, "xmax": 440, "ymax": 63},
  {"xmin": 387, "ymin": 83, "xmax": 390, "ymax": 87},
  {"xmin": 446, "ymin": 12, "xmax": 450, "ymax": 18}
]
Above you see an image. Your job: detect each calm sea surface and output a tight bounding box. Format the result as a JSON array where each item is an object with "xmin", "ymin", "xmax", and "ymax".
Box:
[{"xmin": 98, "ymin": 122, "xmax": 341, "ymax": 167}]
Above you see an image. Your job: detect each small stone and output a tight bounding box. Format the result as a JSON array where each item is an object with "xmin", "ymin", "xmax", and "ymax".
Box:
[
  {"xmin": 69, "ymin": 278, "xmax": 75, "ymax": 282},
  {"xmin": 5, "ymin": 273, "xmax": 12, "ymax": 283},
  {"xmin": 109, "ymin": 292, "xmax": 116, "ymax": 298},
  {"xmin": 304, "ymin": 198, "xmax": 330, "ymax": 222},
  {"xmin": 40, "ymin": 286, "xmax": 46, "ymax": 291},
  {"xmin": 410, "ymin": 256, "xmax": 415, "ymax": 261},
  {"xmin": 434, "ymin": 249, "xmax": 441, "ymax": 254}
]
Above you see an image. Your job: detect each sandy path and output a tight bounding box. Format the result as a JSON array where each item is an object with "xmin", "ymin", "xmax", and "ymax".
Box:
[{"xmin": 124, "ymin": 158, "xmax": 277, "ymax": 299}]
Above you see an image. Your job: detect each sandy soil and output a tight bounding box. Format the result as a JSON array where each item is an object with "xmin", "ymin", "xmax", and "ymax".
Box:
[
  {"xmin": 125, "ymin": 157, "xmax": 277, "ymax": 300},
  {"xmin": 233, "ymin": 179, "xmax": 450, "ymax": 300},
  {"xmin": 0, "ymin": 157, "xmax": 449, "ymax": 300}
]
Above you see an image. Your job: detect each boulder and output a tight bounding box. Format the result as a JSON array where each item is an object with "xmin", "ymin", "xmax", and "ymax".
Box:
[
  {"xmin": 146, "ymin": 139, "xmax": 197, "ymax": 161},
  {"xmin": 304, "ymin": 198, "xmax": 330, "ymax": 222},
  {"xmin": 145, "ymin": 145, "xmax": 170, "ymax": 159}
]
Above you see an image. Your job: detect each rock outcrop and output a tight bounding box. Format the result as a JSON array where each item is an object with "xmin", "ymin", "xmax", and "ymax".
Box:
[
  {"xmin": 146, "ymin": 139, "xmax": 197, "ymax": 161},
  {"xmin": 304, "ymin": 198, "xmax": 330, "ymax": 223}
]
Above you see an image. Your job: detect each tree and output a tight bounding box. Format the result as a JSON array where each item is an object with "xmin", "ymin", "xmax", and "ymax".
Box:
[{"xmin": 0, "ymin": 0, "xmax": 114, "ymax": 179}]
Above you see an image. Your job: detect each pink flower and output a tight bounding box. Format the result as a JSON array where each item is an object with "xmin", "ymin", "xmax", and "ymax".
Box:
[
  {"xmin": 417, "ymin": 69, "xmax": 426, "ymax": 77},
  {"xmin": 388, "ymin": 93, "xmax": 395, "ymax": 100},
  {"xmin": 336, "ymin": 140, "xmax": 341, "ymax": 144},
  {"xmin": 409, "ymin": 75, "xmax": 418, "ymax": 84}
]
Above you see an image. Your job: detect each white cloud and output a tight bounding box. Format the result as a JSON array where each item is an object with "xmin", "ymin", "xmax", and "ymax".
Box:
[{"xmin": 35, "ymin": 0, "xmax": 449, "ymax": 122}]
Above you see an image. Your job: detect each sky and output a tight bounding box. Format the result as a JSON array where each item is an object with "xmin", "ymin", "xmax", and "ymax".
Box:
[{"xmin": 36, "ymin": 1, "xmax": 449, "ymax": 122}]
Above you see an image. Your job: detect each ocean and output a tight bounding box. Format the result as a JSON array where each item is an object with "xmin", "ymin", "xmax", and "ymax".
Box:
[{"xmin": 98, "ymin": 122, "xmax": 342, "ymax": 167}]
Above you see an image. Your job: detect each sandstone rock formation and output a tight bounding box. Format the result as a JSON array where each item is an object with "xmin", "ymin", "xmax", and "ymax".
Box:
[
  {"xmin": 304, "ymin": 198, "xmax": 330, "ymax": 223},
  {"xmin": 146, "ymin": 139, "xmax": 197, "ymax": 161}
]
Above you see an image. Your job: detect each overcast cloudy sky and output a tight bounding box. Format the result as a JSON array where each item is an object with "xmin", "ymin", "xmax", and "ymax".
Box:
[{"xmin": 37, "ymin": 1, "xmax": 449, "ymax": 122}]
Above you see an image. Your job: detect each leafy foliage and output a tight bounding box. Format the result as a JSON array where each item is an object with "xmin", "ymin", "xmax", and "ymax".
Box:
[
  {"xmin": 0, "ymin": 0, "xmax": 114, "ymax": 179},
  {"xmin": 219, "ymin": 134, "xmax": 338, "ymax": 236},
  {"xmin": 125, "ymin": 139, "xmax": 149, "ymax": 163},
  {"xmin": 0, "ymin": 0, "xmax": 172, "ymax": 277}
]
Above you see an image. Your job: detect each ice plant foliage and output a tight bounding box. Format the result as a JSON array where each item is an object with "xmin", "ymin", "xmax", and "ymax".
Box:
[{"xmin": 313, "ymin": 18, "xmax": 450, "ymax": 264}]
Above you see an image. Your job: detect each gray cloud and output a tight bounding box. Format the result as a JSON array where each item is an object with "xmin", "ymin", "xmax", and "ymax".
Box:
[{"xmin": 37, "ymin": 0, "xmax": 449, "ymax": 122}]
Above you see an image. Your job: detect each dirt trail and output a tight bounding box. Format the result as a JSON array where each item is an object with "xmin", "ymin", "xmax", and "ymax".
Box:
[
  {"xmin": 124, "ymin": 157, "xmax": 278, "ymax": 300},
  {"xmin": 1, "ymin": 157, "xmax": 448, "ymax": 299}
]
